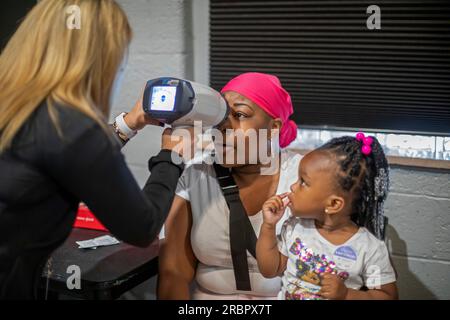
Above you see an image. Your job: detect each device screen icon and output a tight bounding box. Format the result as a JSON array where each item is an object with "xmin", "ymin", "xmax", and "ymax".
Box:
[{"xmin": 150, "ymin": 86, "xmax": 177, "ymax": 111}]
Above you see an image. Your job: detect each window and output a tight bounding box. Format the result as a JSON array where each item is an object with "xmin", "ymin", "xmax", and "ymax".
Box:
[{"xmin": 289, "ymin": 128, "xmax": 450, "ymax": 161}]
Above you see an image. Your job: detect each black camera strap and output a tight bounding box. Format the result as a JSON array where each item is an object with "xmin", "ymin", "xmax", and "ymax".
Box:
[{"xmin": 213, "ymin": 163, "xmax": 257, "ymax": 291}]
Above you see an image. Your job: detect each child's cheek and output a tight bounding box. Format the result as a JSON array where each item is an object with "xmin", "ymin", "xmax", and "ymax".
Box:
[
  {"xmin": 291, "ymin": 196, "xmax": 317, "ymax": 219},
  {"xmin": 289, "ymin": 198, "xmax": 304, "ymax": 217}
]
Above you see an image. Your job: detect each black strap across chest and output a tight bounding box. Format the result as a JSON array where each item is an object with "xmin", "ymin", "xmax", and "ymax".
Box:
[{"xmin": 213, "ymin": 163, "xmax": 257, "ymax": 291}]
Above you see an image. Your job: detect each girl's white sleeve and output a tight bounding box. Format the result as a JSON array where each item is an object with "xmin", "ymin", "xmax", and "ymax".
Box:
[{"xmin": 363, "ymin": 242, "xmax": 397, "ymax": 288}]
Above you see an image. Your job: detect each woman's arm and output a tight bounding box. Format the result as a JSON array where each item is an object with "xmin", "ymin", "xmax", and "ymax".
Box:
[
  {"xmin": 157, "ymin": 195, "xmax": 198, "ymax": 299},
  {"xmin": 40, "ymin": 104, "xmax": 191, "ymax": 247},
  {"xmin": 256, "ymin": 222, "xmax": 287, "ymax": 278}
]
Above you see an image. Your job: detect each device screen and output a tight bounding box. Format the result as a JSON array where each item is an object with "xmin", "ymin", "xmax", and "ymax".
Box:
[{"xmin": 150, "ymin": 86, "xmax": 177, "ymax": 111}]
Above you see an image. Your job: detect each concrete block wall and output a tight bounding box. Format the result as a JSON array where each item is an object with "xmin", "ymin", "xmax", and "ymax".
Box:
[
  {"xmin": 112, "ymin": 0, "xmax": 450, "ymax": 300},
  {"xmin": 385, "ymin": 166, "xmax": 450, "ymax": 299}
]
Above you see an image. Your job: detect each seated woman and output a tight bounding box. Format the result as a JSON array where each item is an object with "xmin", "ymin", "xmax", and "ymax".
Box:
[{"xmin": 158, "ymin": 72, "xmax": 301, "ymax": 299}]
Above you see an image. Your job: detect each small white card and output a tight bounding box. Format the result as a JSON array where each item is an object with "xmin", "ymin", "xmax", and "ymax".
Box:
[{"xmin": 76, "ymin": 235, "xmax": 120, "ymax": 250}]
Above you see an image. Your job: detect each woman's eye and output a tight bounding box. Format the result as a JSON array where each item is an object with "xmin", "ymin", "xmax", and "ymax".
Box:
[{"xmin": 234, "ymin": 112, "xmax": 247, "ymax": 119}]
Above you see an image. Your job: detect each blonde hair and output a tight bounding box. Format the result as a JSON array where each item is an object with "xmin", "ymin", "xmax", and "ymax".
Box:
[{"xmin": 0, "ymin": 0, "xmax": 132, "ymax": 152}]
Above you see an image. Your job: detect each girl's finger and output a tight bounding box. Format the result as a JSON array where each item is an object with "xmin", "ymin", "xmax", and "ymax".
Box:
[
  {"xmin": 266, "ymin": 199, "xmax": 279, "ymax": 207},
  {"xmin": 264, "ymin": 199, "xmax": 277, "ymax": 207},
  {"xmin": 282, "ymin": 197, "xmax": 291, "ymax": 207},
  {"xmin": 318, "ymin": 290, "xmax": 328, "ymax": 297},
  {"xmin": 278, "ymin": 193, "xmax": 291, "ymax": 207},
  {"xmin": 278, "ymin": 192, "xmax": 290, "ymax": 198},
  {"xmin": 270, "ymin": 195, "xmax": 281, "ymax": 202},
  {"xmin": 320, "ymin": 285, "xmax": 332, "ymax": 292},
  {"xmin": 264, "ymin": 202, "xmax": 278, "ymax": 213},
  {"xmin": 268, "ymin": 198, "xmax": 281, "ymax": 209},
  {"xmin": 274, "ymin": 196, "xmax": 284, "ymax": 208}
]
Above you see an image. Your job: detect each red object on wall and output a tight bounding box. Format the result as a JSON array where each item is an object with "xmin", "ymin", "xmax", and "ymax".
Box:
[{"xmin": 73, "ymin": 203, "xmax": 108, "ymax": 231}]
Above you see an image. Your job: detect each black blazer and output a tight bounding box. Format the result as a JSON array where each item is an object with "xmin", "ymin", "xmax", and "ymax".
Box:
[{"xmin": 0, "ymin": 102, "xmax": 183, "ymax": 299}]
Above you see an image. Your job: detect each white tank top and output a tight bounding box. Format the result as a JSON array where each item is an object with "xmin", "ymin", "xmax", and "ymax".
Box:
[{"xmin": 175, "ymin": 150, "xmax": 301, "ymax": 297}]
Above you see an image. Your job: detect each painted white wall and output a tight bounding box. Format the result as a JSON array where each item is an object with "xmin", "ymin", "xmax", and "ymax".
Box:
[{"xmin": 111, "ymin": 0, "xmax": 195, "ymax": 188}]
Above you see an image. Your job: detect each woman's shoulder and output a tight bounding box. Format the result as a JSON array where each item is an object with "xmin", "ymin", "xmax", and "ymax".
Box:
[
  {"xmin": 178, "ymin": 153, "xmax": 217, "ymax": 184},
  {"xmin": 19, "ymin": 101, "xmax": 100, "ymax": 141},
  {"xmin": 280, "ymin": 149, "xmax": 302, "ymax": 171},
  {"xmin": 43, "ymin": 101, "xmax": 102, "ymax": 132},
  {"xmin": 283, "ymin": 148, "xmax": 303, "ymax": 159},
  {"xmin": 24, "ymin": 101, "xmax": 119, "ymax": 159},
  {"xmin": 12, "ymin": 101, "xmax": 105, "ymax": 150},
  {"xmin": 42, "ymin": 101, "xmax": 114, "ymax": 146}
]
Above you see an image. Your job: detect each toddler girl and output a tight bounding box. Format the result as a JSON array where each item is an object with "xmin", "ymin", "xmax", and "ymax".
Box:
[{"xmin": 256, "ymin": 133, "xmax": 398, "ymax": 300}]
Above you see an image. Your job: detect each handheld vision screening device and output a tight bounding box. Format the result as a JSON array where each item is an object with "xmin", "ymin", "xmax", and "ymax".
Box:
[{"xmin": 142, "ymin": 77, "xmax": 229, "ymax": 128}]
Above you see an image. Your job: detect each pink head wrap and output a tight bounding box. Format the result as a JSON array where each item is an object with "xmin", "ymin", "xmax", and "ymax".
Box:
[{"xmin": 220, "ymin": 72, "xmax": 297, "ymax": 148}]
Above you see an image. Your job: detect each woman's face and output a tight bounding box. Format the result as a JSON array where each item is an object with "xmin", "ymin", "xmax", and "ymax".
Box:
[{"xmin": 216, "ymin": 91, "xmax": 281, "ymax": 168}]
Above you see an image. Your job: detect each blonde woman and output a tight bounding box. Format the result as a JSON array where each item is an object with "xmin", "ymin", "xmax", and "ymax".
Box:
[{"xmin": 0, "ymin": 0, "xmax": 191, "ymax": 299}]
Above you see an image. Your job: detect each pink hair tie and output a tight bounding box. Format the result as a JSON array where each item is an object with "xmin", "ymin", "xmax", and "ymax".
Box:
[{"xmin": 355, "ymin": 132, "xmax": 373, "ymax": 155}]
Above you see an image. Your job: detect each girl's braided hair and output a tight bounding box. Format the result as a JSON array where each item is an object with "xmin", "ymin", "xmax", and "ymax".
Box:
[{"xmin": 317, "ymin": 136, "xmax": 390, "ymax": 239}]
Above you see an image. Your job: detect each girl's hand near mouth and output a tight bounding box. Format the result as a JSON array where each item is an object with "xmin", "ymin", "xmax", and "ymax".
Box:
[{"xmin": 262, "ymin": 192, "xmax": 291, "ymax": 228}]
